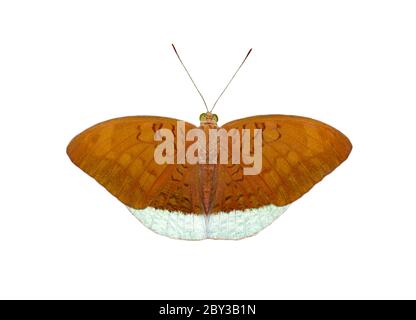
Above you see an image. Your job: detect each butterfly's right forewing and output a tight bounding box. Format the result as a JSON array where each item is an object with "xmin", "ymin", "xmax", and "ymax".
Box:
[{"xmin": 211, "ymin": 115, "xmax": 352, "ymax": 212}]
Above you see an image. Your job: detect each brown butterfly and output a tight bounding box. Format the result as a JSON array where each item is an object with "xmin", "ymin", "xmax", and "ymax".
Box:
[{"xmin": 67, "ymin": 45, "xmax": 352, "ymax": 240}]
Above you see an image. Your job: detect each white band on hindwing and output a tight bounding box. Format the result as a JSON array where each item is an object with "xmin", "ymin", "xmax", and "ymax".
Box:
[{"xmin": 128, "ymin": 205, "xmax": 289, "ymax": 240}]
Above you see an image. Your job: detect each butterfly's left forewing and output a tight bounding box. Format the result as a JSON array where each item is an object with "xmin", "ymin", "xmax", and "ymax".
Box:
[{"xmin": 67, "ymin": 116, "xmax": 203, "ymax": 214}]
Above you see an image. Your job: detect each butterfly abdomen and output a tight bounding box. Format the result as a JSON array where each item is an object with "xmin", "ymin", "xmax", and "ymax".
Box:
[
  {"xmin": 197, "ymin": 122, "xmax": 221, "ymax": 214},
  {"xmin": 199, "ymin": 163, "xmax": 217, "ymax": 214}
]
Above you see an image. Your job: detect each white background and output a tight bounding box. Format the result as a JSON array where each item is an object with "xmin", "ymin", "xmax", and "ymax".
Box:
[{"xmin": 1, "ymin": 1, "xmax": 415, "ymax": 299}]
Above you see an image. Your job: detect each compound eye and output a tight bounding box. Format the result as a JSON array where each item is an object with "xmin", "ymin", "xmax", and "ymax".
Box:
[
  {"xmin": 199, "ymin": 113, "xmax": 207, "ymax": 121},
  {"xmin": 212, "ymin": 114, "xmax": 218, "ymax": 122}
]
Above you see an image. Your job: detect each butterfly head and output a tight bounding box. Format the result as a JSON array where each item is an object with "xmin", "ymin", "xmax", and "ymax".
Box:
[{"xmin": 199, "ymin": 112, "xmax": 218, "ymax": 125}]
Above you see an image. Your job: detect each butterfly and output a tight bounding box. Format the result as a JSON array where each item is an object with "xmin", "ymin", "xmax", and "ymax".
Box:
[{"xmin": 67, "ymin": 45, "xmax": 352, "ymax": 240}]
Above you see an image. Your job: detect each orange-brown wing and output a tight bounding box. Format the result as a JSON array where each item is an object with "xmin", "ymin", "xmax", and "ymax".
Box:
[
  {"xmin": 211, "ymin": 114, "xmax": 352, "ymax": 213},
  {"xmin": 67, "ymin": 116, "xmax": 203, "ymax": 214}
]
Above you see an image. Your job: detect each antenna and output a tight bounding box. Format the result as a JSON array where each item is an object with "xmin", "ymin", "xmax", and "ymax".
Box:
[
  {"xmin": 171, "ymin": 44, "xmax": 209, "ymax": 112},
  {"xmin": 210, "ymin": 48, "xmax": 252, "ymax": 112}
]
